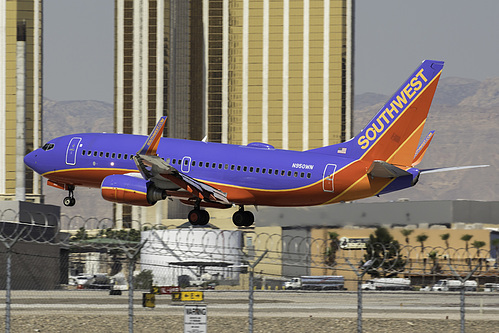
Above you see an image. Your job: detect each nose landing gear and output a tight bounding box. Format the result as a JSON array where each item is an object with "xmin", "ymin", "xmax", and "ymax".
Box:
[{"xmin": 63, "ymin": 185, "xmax": 76, "ymax": 207}]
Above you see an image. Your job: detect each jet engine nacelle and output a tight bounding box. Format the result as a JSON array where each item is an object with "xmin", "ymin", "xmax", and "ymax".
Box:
[{"xmin": 101, "ymin": 174, "xmax": 166, "ymax": 206}]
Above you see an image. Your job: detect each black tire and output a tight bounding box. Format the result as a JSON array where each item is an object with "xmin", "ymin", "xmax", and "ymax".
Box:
[
  {"xmin": 232, "ymin": 211, "xmax": 245, "ymax": 226},
  {"xmin": 243, "ymin": 211, "xmax": 254, "ymax": 226},
  {"xmin": 188, "ymin": 209, "xmax": 201, "ymax": 225},
  {"xmin": 198, "ymin": 210, "xmax": 210, "ymax": 225},
  {"xmin": 63, "ymin": 197, "xmax": 73, "ymax": 207}
]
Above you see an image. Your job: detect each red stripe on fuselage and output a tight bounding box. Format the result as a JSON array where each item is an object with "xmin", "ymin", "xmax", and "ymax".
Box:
[{"xmin": 43, "ymin": 168, "xmax": 135, "ymax": 188}]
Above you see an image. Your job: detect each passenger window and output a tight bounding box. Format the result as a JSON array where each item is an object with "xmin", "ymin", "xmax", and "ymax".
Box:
[
  {"xmin": 281, "ymin": 170, "xmax": 285, "ymax": 176},
  {"xmin": 218, "ymin": 163, "xmax": 222, "ymax": 169},
  {"xmin": 99, "ymin": 152, "xmax": 103, "ymax": 157},
  {"xmin": 274, "ymin": 170, "xmax": 279, "ymax": 175},
  {"xmin": 294, "ymin": 172, "xmax": 298, "ymax": 177},
  {"xmin": 205, "ymin": 162, "xmax": 209, "ymax": 168},
  {"xmin": 199, "ymin": 161, "xmax": 203, "ymax": 167},
  {"xmin": 300, "ymin": 172, "xmax": 304, "ymax": 178},
  {"xmin": 243, "ymin": 166, "xmax": 248, "ymax": 172},
  {"xmin": 237, "ymin": 166, "xmax": 241, "ymax": 171},
  {"xmin": 256, "ymin": 167, "xmax": 260, "ymax": 173},
  {"xmin": 212, "ymin": 163, "xmax": 216, "ymax": 168},
  {"xmin": 105, "ymin": 152, "xmax": 110, "ymax": 158},
  {"xmin": 118, "ymin": 153, "xmax": 122, "ymax": 159},
  {"xmin": 172, "ymin": 158, "xmax": 176, "ymax": 164},
  {"xmin": 87, "ymin": 151, "xmax": 92, "ymax": 156},
  {"xmin": 307, "ymin": 173, "xmax": 311, "ymax": 178},
  {"xmin": 124, "ymin": 154, "xmax": 128, "ymax": 159},
  {"xmin": 231, "ymin": 165, "xmax": 235, "ymax": 170},
  {"xmin": 130, "ymin": 155, "xmax": 134, "ymax": 160},
  {"xmin": 112, "ymin": 153, "xmax": 116, "ymax": 158},
  {"xmin": 287, "ymin": 171, "xmax": 292, "ymax": 177},
  {"xmin": 224, "ymin": 164, "xmax": 229, "ymax": 170},
  {"xmin": 81, "ymin": 150, "xmax": 86, "ymax": 155},
  {"xmin": 184, "ymin": 160, "xmax": 188, "ymax": 165},
  {"xmin": 94, "ymin": 151, "xmax": 98, "ymax": 157},
  {"xmin": 262, "ymin": 168, "xmax": 266, "ymax": 174},
  {"xmin": 192, "ymin": 161, "xmax": 196, "ymax": 166},
  {"xmin": 249, "ymin": 167, "xmax": 254, "ymax": 173}
]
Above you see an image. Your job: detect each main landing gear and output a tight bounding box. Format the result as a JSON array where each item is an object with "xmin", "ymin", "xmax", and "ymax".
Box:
[
  {"xmin": 188, "ymin": 208, "xmax": 210, "ymax": 226},
  {"xmin": 187, "ymin": 203, "xmax": 255, "ymax": 227},
  {"xmin": 63, "ymin": 185, "xmax": 76, "ymax": 207},
  {"xmin": 232, "ymin": 206, "xmax": 254, "ymax": 227}
]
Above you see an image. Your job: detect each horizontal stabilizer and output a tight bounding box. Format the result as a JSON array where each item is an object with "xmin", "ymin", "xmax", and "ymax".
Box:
[
  {"xmin": 367, "ymin": 160, "xmax": 411, "ymax": 178},
  {"xmin": 421, "ymin": 165, "xmax": 489, "ymax": 175}
]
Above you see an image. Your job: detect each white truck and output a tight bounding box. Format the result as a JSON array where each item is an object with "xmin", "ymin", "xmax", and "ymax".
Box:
[
  {"xmin": 361, "ymin": 278, "xmax": 412, "ymax": 291},
  {"xmin": 284, "ymin": 276, "xmax": 344, "ymax": 290},
  {"xmin": 431, "ymin": 279, "xmax": 477, "ymax": 291}
]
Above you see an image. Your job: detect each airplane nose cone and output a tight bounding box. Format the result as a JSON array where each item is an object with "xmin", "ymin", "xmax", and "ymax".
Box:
[{"xmin": 24, "ymin": 150, "xmax": 38, "ymax": 170}]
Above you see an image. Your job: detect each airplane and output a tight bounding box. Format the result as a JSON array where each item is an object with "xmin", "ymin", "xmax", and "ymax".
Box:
[{"xmin": 24, "ymin": 60, "xmax": 488, "ymax": 227}]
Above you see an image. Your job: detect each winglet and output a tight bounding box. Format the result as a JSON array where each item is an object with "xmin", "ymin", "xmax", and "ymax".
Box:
[
  {"xmin": 137, "ymin": 116, "xmax": 167, "ymax": 156},
  {"xmin": 412, "ymin": 130, "xmax": 435, "ymax": 166}
]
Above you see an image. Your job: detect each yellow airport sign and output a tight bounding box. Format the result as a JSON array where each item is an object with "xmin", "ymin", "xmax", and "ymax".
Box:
[
  {"xmin": 172, "ymin": 291, "xmax": 204, "ymax": 302},
  {"xmin": 142, "ymin": 293, "xmax": 155, "ymax": 308}
]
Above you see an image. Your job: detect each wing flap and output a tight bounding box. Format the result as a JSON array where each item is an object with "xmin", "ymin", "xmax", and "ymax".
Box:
[{"xmin": 135, "ymin": 153, "xmax": 230, "ymax": 205}]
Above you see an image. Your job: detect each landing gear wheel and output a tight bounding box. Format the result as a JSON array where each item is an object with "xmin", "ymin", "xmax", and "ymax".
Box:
[
  {"xmin": 63, "ymin": 196, "xmax": 76, "ymax": 207},
  {"xmin": 188, "ymin": 209, "xmax": 210, "ymax": 226},
  {"xmin": 63, "ymin": 185, "xmax": 76, "ymax": 207},
  {"xmin": 232, "ymin": 209, "xmax": 254, "ymax": 227},
  {"xmin": 199, "ymin": 210, "xmax": 210, "ymax": 226}
]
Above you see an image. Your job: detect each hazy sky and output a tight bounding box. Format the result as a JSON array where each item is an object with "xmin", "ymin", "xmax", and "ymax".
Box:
[{"xmin": 43, "ymin": 0, "xmax": 499, "ymax": 103}]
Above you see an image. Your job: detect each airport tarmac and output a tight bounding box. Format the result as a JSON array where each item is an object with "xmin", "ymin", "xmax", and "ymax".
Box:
[{"xmin": 1, "ymin": 289, "xmax": 499, "ymax": 320}]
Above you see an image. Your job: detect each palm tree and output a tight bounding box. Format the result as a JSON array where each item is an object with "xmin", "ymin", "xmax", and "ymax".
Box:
[
  {"xmin": 461, "ymin": 234, "xmax": 473, "ymax": 251},
  {"xmin": 440, "ymin": 233, "xmax": 450, "ymax": 248},
  {"xmin": 400, "ymin": 229, "xmax": 414, "ymax": 245},
  {"xmin": 428, "ymin": 250, "xmax": 441, "ymax": 275},
  {"xmin": 325, "ymin": 231, "xmax": 340, "ymax": 266},
  {"xmin": 472, "ymin": 240, "xmax": 486, "ymax": 257},
  {"xmin": 416, "ymin": 234, "xmax": 429, "ymax": 252}
]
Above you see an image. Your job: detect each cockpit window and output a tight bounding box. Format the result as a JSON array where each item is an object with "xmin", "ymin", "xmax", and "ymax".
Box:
[{"xmin": 42, "ymin": 143, "xmax": 55, "ymax": 151}]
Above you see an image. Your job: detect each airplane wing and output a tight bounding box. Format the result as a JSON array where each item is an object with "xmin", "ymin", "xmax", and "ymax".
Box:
[
  {"xmin": 133, "ymin": 116, "xmax": 230, "ymax": 207},
  {"xmin": 136, "ymin": 154, "xmax": 230, "ymax": 205}
]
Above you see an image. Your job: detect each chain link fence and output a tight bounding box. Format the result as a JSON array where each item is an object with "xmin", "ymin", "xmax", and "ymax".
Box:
[{"xmin": 1, "ymin": 211, "xmax": 499, "ymax": 332}]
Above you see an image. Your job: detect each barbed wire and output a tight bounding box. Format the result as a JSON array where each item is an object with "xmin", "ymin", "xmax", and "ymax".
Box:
[{"xmin": 0, "ymin": 210, "xmax": 498, "ymax": 278}]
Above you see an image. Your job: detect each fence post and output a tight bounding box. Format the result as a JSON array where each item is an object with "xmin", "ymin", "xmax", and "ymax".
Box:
[
  {"xmin": 121, "ymin": 241, "xmax": 147, "ymax": 333},
  {"xmin": 1, "ymin": 228, "xmax": 25, "ymax": 333},
  {"xmin": 446, "ymin": 257, "xmax": 481, "ymax": 333},
  {"xmin": 247, "ymin": 250, "xmax": 268, "ymax": 333},
  {"xmin": 345, "ymin": 258, "xmax": 374, "ymax": 333}
]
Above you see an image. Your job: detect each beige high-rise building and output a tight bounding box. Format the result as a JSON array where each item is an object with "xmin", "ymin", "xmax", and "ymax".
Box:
[
  {"xmin": 114, "ymin": 0, "xmax": 353, "ymax": 226},
  {"xmin": 207, "ymin": 0, "xmax": 353, "ymax": 149},
  {"xmin": 0, "ymin": 0, "xmax": 43, "ymax": 203}
]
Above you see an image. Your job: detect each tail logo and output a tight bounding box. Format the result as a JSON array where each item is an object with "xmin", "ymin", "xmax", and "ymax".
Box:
[{"xmin": 357, "ymin": 68, "xmax": 429, "ymax": 150}]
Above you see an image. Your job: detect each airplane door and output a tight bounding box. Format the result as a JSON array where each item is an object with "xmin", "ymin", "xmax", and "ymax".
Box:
[
  {"xmin": 181, "ymin": 156, "xmax": 191, "ymax": 173},
  {"xmin": 323, "ymin": 164, "xmax": 337, "ymax": 192},
  {"xmin": 65, "ymin": 137, "xmax": 82, "ymax": 165}
]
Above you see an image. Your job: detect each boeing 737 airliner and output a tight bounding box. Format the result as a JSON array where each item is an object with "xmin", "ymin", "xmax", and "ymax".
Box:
[{"xmin": 24, "ymin": 60, "xmax": 487, "ymax": 226}]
